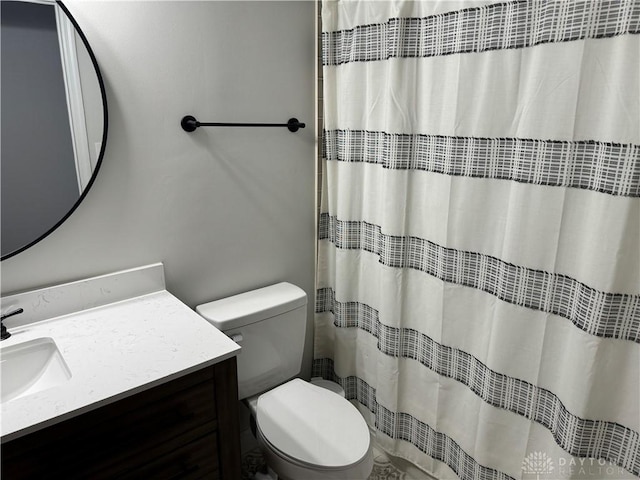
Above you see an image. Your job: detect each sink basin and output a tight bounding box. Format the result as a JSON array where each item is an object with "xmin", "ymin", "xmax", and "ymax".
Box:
[{"xmin": 1, "ymin": 337, "xmax": 71, "ymax": 403}]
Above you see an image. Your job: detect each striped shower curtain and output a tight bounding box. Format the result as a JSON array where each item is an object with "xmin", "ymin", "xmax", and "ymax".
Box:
[{"xmin": 314, "ymin": 1, "xmax": 640, "ymax": 479}]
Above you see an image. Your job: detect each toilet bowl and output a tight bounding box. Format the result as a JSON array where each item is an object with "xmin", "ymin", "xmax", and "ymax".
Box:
[
  {"xmin": 196, "ymin": 283, "xmax": 374, "ymax": 479},
  {"xmin": 310, "ymin": 377, "xmax": 346, "ymax": 396}
]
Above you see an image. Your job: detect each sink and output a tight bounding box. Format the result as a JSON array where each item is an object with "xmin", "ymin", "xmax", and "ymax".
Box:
[{"xmin": 1, "ymin": 337, "xmax": 72, "ymax": 403}]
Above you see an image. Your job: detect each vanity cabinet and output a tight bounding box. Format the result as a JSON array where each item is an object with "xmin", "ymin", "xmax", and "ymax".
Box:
[{"xmin": 2, "ymin": 357, "xmax": 241, "ymax": 480}]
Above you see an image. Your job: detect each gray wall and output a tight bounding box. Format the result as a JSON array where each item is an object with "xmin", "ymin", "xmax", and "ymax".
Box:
[
  {"xmin": 0, "ymin": 1, "xmax": 317, "ymax": 378},
  {"xmin": 1, "ymin": 1, "xmax": 79, "ymax": 256}
]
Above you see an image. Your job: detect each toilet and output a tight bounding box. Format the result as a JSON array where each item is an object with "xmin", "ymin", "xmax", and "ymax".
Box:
[{"xmin": 196, "ymin": 282, "xmax": 373, "ymax": 480}]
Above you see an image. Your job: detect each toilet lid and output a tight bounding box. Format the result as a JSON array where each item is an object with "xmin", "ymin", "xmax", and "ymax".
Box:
[{"xmin": 256, "ymin": 379, "xmax": 370, "ymax": 468}]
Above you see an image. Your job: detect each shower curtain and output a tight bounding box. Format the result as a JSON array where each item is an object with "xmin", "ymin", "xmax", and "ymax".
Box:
[{"xmin": 314, "ymin": 1, "xmax": 640, "ymax": 479}]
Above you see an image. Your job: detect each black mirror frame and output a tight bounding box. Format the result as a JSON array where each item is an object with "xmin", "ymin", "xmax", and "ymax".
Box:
[{"xmin": 1, "ymin": 0, "xmax": 108, "ymax": 261}]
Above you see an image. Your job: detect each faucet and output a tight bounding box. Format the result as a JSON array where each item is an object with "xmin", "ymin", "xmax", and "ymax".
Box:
[{"xmin": 1, "ymin": 308, "xmax": 23, "ymax": 340}]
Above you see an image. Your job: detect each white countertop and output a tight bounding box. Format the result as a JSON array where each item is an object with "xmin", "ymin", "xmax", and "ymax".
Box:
[{"xmin": 0, "ymin": 265, "xmax": 240, "ymax": 442}]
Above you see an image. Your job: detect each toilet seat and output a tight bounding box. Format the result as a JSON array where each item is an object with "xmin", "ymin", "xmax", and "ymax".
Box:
[{"xmin": 256, "ymin": 379, "xmax": 371, "ymax": 469}]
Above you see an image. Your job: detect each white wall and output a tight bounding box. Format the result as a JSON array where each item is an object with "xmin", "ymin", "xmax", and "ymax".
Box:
[{"xmin": 0, "ymin": 1, "xmax": 317, "ymax": 377}]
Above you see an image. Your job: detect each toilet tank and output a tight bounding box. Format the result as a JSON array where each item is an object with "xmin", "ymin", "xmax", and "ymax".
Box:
[{"xmin": 196, "ymin": 283, "xmax": 307, "ymax": 400}]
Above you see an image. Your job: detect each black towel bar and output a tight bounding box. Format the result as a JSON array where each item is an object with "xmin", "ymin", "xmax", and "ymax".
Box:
[{"xmin": 181, "ymin": 115, "xmax": 305, "ymax": 133}]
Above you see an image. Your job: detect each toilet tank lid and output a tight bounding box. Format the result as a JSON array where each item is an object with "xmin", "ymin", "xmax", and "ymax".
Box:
[{"xmin": 196, "ymin": 282, "xmax": 307, "ymax": 330}]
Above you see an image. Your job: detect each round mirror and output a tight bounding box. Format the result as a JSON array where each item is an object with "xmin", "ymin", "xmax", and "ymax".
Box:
[{"xmin": 1, "ymin": 0, "xmax": 107, "ymax": 260}]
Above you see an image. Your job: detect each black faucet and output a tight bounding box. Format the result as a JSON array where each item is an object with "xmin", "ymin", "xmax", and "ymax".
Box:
[{"xmin": 1, "ymin": 308, "xmax": 23, "ymax": 340}]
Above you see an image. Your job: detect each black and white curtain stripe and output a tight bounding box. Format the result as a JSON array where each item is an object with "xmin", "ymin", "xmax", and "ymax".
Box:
[
  {"xmin": 323, "ymin": 130, "xmax": 640, "ymax": 197},
  {"xmin": 319, "ymin": 214, "xmax": 640, "ymax": 344},
  {"xmin": 322, "ymin": 0, "xmax": 640, "ymax": 66}
]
